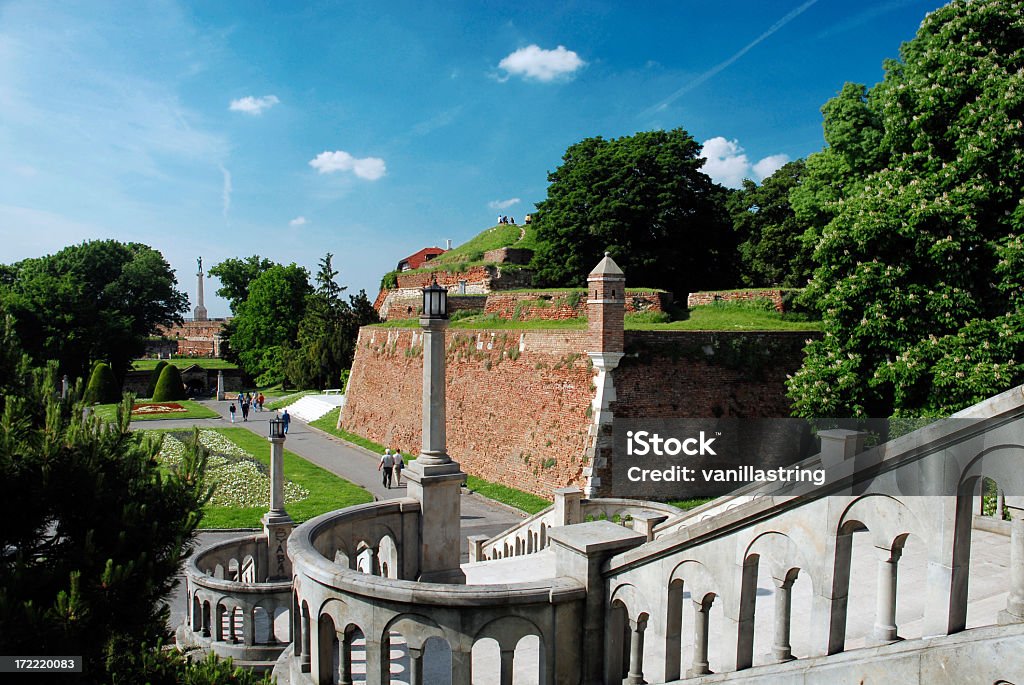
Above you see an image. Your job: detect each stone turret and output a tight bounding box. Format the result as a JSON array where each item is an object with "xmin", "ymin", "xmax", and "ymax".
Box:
[
  {"xmin": 194, "ymin": 257, "xmax": 208, "ymax": 321},
  {"xmin": 583, "ymin": 253, "xmax": 626, "ymax": 497},
  {"xmin": 587, "ymin": 252, "xmax": 625, "ymax": 354}
]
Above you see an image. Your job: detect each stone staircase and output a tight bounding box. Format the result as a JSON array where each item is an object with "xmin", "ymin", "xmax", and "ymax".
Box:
[{"xmin": 286, "ymin": 394, "xmax": 345, "ymax": 423}]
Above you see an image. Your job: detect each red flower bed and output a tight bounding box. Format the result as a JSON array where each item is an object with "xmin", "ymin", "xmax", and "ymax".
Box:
[{"xmin": 132, "ymin": 403, "xmax": 188, "ymax": 415}]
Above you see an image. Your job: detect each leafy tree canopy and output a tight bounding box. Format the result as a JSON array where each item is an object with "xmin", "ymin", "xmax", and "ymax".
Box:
[
  {"xmin": 0, "ymin": 240, "xmax": 187, "ymax": 382},
  {"xmin": 529, "ymin": 128, "xmax": 736, "ymax": 296},
  {"xmin": 208, "ymin": 255, "xmax": 275, "ymax": 314},
  {"xmin": 729, "ymin": 159, "xmax": 814, "ymax": 288},
  {"xmin": 788, "ymin": 0, "xmax": 1024, "ymax": 418}
]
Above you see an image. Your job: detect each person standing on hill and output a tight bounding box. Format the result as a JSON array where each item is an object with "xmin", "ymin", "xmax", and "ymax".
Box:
[{"xmin": 378, "ymin": 448, "xmax": 394, "ymax": 488}]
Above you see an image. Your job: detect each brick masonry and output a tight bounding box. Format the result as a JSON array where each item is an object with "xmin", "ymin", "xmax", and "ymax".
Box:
[
  {"xmin": 153, "ymin": 319, "xmax": 229, "ymax": 357},
  {"xmin": 340, "ymin": 324, "xmax": 815, "ymax": 499},
  {"xmin": 687, "ymin": 289, "xmax": 787, "ymax": 312}
]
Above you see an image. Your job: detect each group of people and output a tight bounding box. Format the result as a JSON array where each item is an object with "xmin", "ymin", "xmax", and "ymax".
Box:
[
  {"xmin": 227, "ymin": 391, "xmax": 268, "ymax": 423},
  {"xmin": 497, "ymin": 214, "xmax": 531, "ymax": 225},
  {"xmin": 377, "ymin": 447, "xmax": 405, "ymax": 488}
]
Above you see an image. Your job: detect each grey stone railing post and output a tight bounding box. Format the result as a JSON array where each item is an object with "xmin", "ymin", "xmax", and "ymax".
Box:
[
  {"xmin": 468, "ymin": 534, "xmax": 488, "ymax": 562},
  {"xmin": 772, "ymin": 575, "xmax": 797, "ymax": 662},
  {"xmin": 626, "ymin": 617, "xmax": 648, "ymax": 684},
  {"xmin": 548, "ymin": 521, "xmax": 645, "ymax": 685},
  {"xmin": 499, "ymin": 648, "xmax": 515, "ymax": 685},
  {"xmin": 872, "ymin": 545, "xmax": 902, "ymax": 643},
  {"xmin": 631, "ymin": 511, "xmax": 669, "ymax": 542},
  {"xmin": 1000, "ymin": 503, "xmax": 1024, "ymax": 624},
  {"xmin": 817, "ymin": 429, "xmax": 867, "ymax": 468},
  {"xmin": 407, "ymin": 646, "xmax": 423, "ymax": 685},
  {"xmin": 554, "ymin": 486, "xmax": 583, "ymax": 525},
  {"xmin": 687, "ymin": 596, "xmax": 714, "ymax": 677}
]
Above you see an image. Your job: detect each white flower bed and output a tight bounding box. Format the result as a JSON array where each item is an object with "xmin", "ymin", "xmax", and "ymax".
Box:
[{"xmin": 158, "ymin": 432, "xmax": 309, "ymax": 508}]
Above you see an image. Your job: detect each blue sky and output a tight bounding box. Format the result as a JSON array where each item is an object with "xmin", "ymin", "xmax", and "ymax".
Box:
[{"xmin": 0, "ymin": 0, "xmax": 942, "ymax": 317}]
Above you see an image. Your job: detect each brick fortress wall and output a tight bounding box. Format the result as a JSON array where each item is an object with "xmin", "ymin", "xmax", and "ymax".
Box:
[
  {"xmin": 686, "ymin": 289, "xmax": 788, "ymax": 312},
  {"xmin": 153, "ymin": 319, "xmax": 229, "ymax": 357},
  {"xmin": 340, "ymin": 325, "xmax": 814, "ymax": 499}
]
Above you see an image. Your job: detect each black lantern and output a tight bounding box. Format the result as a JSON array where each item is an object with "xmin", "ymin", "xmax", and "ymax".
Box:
[
  {"xmin": 269, "ymin": 417, "xmax": 286, "ymax": 440},
  {"xmin": 422, "ymin": 279, "xmax": 448, "ymax": 319}
]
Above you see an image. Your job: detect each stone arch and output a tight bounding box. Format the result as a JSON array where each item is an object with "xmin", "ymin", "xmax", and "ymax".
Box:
[
  {"xmin": 527, "ymin": 530, "xmax": 534, "ymax": 553},
  {"xmin": 317, "ymin": 612, "xmax": 337, "ymax": 685},
  {"xmin": 473, "ymin": 615, "xmax": 545, "ymax": 651},
  {"xmin": 383, "ymin": 612, "xmax": 446, "ymax": 651},
  {"xmin": 378, "ymin": 534, "xmax": 399, "ymax": 579},
  {"xmin": 540, "ymin": 522, "xmax": 547, "ymax": 548},
  {"xmin": 838, "ymin": 494, "xmax": 927, "ymax": 552},
  {"xmin": 201, "ymin": 599, "xmax": 212, "ymax": 638},
  {"xmin": 191, "ymin": 592, "xmax": 202, "ymax": 632}
]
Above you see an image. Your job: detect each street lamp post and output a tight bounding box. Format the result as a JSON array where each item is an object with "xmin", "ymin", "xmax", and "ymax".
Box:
[
  {"xmin": 404, "ymin": 279, "xmax": 467, "ymax": 583},
  {"xmin": 263, "ymin": 416, "xmax": 294, "ymax": 581}
]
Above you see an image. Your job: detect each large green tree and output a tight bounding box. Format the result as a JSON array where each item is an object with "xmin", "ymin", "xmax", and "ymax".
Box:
[
  {"xmin": 228, "ymin": 263, "xmax": 312, "ymax": 385},
  {"xmin": 285, "ymin": 254, "xmax": 379, "ymax": 389},
  {"xmin": 529, "ymin": 128, "xmax": 736, "ymax": 296},
  {"xmin": 0, "ymin": 241, "xmax": 188, "ymax": 382},
  {"xmin": 208, "ymin": 255, "xmax": 276, "ymax": 313},
  {"xmin": 729, "ymin": 159, "xmax": 814, "ymax": 288},
  {"xmin": 788, "ymin": 0, "xmax": 1024, "ymax": 418}
]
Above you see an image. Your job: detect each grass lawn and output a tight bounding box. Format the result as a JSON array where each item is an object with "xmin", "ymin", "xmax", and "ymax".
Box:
[
  {"xmin": 264, "ymin": 390, "xmax": 319, "ymax": 410},
  {"xmin": 310, "ymin": 409, "xmax": 392, "ymax": 453},
  {"xmin": 625, "ymin": 306, "xmax": 821, "ymax": 332},
  {"xmin": 149, "ymin": 427, "xmax": 372, "ymax": 528},
  {"xmin": 371, "ymin": 316, "xmax": 587, "ymax": 330},
  {"xmin": 93, "ymin": 399, "xmax": 220, "ymax": 422},
  {"xmin": 132, "ymin": 357, "xmax": 238, "ymax": 370},
  {"xmin": 667, "ymin": 497, "xmax": 715, "ymax": 510}
]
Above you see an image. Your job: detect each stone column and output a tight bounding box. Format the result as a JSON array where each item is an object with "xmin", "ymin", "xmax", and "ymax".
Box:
[
  {"xmin": 407, "ymin": 646, "xmax": 423, "ymax": 685},
  {"xmin": 404, "ymin": 314, "xmax": 467, "ymax": 583},
  {"xmin": 999, "ymin": 505, "xmax": 1024, "ymax": 624},
  {"xmin": 216, "ymin": 369, "xmax": 225, "ymax": 401},
  {"xmin": 338, "ymin": 630, "xmax": 353, "ymax": 685},
  {"xmin": 451, "ymin": 647, "xmax": 473, "ymax": 685},
  {"xmin": 228, "ymin": 608, "xmax": 238, "ymax": 643},
  {"xmin": 553, "ymin": 486, "xmax": 583, "ymax": 526},
  {"xmin": 772, "ymin": 576, "xmax": 797, "ymax": 662},
  {"xmin": 301, "ymin": 608, "xmax": 311, "ymax": 673},
  {"xmin": 872, "ymin": 546, "xmax": 902, "ymax": 643},
  {"xmin": 499, "ymin": 648, "xmax": 515, "ymax": 685},
  {"xmin": 687, "ymin": 597, "xmax": 713, "ymax": 678},
  {"xmin": 626, "ymin": 617, "xmax": 648, "ymax": 684},
  {"xmin": 61, "ymin": 374, "xmax": 69, "ymax": 399},
  {"xmin": 365, "ymin": 636, "xmax": 389, "ymax": 685},
  {"xmin": 263, "ymin": 431, "xmax": 294, "ymax": 581},
  {"xmin": 242, "ymin": 606, "xmax": 255, "ymax": 646}
]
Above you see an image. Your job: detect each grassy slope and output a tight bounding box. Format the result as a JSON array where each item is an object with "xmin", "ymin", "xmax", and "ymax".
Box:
[
  {"xmin": 93, "ymin": 400, "xmax": 220, "ymax": 422},
  {"xmin": 172, "ymin": 427, "xmax": 373, "ymax": 528}
]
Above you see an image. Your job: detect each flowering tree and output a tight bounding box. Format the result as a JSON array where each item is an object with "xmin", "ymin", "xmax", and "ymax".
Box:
[{"xmin": 788, "ymin": 0, "xmax": 1024, "ymax": 417}]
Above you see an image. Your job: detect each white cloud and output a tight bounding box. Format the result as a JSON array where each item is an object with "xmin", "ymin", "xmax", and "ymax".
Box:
[
  {"xmin": 497, "ymin": 45, "xmax": 585, "ymax": 82},
  {"xmin": 228, "ymin": 94, "xmax": 280, "ymax": 115},
  {"xmin": 752, "ymin": 154, "xmax": 789, "ymax": 181},
  {"xmin": 309, "ymin": 150, "xmax": 387, "ymax": 181},
  {"xmin": 289, "ymin": 216, "xmax": 307, "ymax": 227},
  {"xmin": 488, "ymin": 198, "xmax": 520, "ymax": 210},
  {"xmin": 219, "ymin": 165, "xmax": 232, "ymax": 218},
  {"xmin": 699, "ymin": 137, "xmax": 789, "ymax": 188}
]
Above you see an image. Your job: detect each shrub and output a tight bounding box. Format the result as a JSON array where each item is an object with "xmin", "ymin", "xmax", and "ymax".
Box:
[
  {"xmin": 145, "ymin": 360, "xmax": 168, "ymax": 399},
  {"xmin": 84, "ymin": 361, "xmax": 120, "ymax": 404},
  {"xmin": 152, "ymin": 364, "xmax": 187, "ymax": 401}
]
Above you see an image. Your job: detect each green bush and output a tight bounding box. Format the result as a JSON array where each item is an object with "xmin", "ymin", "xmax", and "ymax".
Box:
[
  {"xmin": 151, "ymin": 364, "xmax": 187, "ymax": 402},
  {"xmin": 84, "ymin": 361, "xmax": 120, "ymax": 404},
  {"xmin": 144, "ymin": 360, "xmax": 168, "ymax": 398}
]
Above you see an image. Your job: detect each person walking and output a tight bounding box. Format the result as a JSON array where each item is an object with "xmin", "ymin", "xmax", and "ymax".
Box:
[
  {"xmin": 378, "ymin": 448, "xmax": 394, "ymax": 489},
  {"xmin": 240, "ymin": 399, "xmax": 250, "ymax": 422},
  {"xmin": 392, "ymin": 450, "xmax": 405, "ymax": 487},
  {"xmin": 282, "ymin": 409, "xmax": 291, "ymax": 434},
  {"xmin": 257, "ymin": 393, "xmax": 265, "ymax": 412},
  {"xmin": 229, "ymin": 402, "xmax": 236, "ymax": 423}
]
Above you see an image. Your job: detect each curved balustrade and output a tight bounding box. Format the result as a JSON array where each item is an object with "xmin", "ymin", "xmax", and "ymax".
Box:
[
  {"xmin": 178, "ymin": 534, "xmax": 292, "ymax": 669},
  {"xmin": 470, "ymin": 489, "xmax": 684, "ymax": 562},
  {"xmin": 287, "ymin": 501, "xmax": 586, "ymax": 685}
]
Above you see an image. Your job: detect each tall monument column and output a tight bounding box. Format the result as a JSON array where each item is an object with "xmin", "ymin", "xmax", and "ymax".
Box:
[
  {"xmin": 194, "ymin": 256, "xmax": 208, "ymax": 321},
  {"xmin": 262, "ymin": 417, "xmax": 294, "ymax": 581},
  {"xmin": 403, "ymin": 280, "xmax": 467, "ymax": 583}
]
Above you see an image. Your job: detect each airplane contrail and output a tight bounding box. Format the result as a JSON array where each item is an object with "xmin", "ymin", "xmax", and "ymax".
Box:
[{"xmin": 642, "ymin": 0, "xmax": 820, "ymax": 117}]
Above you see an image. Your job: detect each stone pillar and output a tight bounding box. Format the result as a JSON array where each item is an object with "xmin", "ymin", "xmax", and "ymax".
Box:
[
  {"xmin": 549, "ymin": 521, "xmax": 645, "ymax": 685},
  {"xmin": 242, "ymin": 606, "xmax": 255, "ymax": 646},
  {"xmin": 365, "ymin": 636, "xmax": 389, "ymax": 685},
  {"xmin": 301, "ymin": 608, "xmax": 311, "ymax": 673},
  {"xmin": 626, "ymin": 617, "xmax": 648, "ymax": 684},
  {"xmin": 872, "ymin": 546, "xmax": 902, "ymax": 643},
  {"xmin": 451, "ymin": 647, "xmax": 473, "ymax": 685},
  {"xmin": 687, "ymin": 597, "xmax": 713, "ymax": 678},
  {"xmin": 468, "ymin": 534, "xmax": 488, "ymax": 563},
  {"xmin": 228, "ymin": 608, "xmax": 238, "ymax": 643},
  {"xmin": 499, "ymin": 648, "xmax": 515, "ymax": 685},
  {"xmin": 999, "ymin": 505, "xmax": 1024, "ymax": 624},
  {"xmin": 772, "ymin": 576, "xmax": 797, "ymax": 662},
  {"xmin": 404, "ymin": 313, "xmax": 467, "ymax": 583},
  {"xmin": 217, "ymin": 369, "xmax": 225, "ymax": 401},
  {"xmin": 554, "ymin": 486, "xmax": 583, "ymax": 525},
  {"xmin": 194, "ymin": 260, "xmax": 208, "ymax": 321},
  {"xmin": 407, "ymin": 646, "xmax": 423, "ymax": 685},
  {"xmin": 338, "ymin": 630, "xmax": 353, "ymax": 685},
  {"xmin": 631, "ymin": 511, "xmax": 669, "ymax": 542},
  {"xmin": 61, "ymin": 374, "xmax": 69, "ymax": 399},
  {"xmin": 263, "ymin": 431, "xmax": 294, "ymax": 581}
]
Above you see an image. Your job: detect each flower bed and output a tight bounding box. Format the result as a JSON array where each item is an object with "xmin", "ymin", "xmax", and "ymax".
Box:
[
  {"xmin": 159, "ymin": 430, "xmax": 309, "ymax": 508},
  {"xmin": 132, "ymin": 402, "xmax": 188, "ymax": 415}
]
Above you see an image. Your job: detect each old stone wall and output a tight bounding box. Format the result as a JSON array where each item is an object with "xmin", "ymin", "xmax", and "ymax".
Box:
[
  {"xmin": 686, "ymin": 289, "xmax": 787, "ymax": 312},
  {"xmin": 154, "ymin": 319, "xmax": 229, "ymax": 357},
  {"xmin": 123, "ymin": 366, "xmax": 249, "ymax": 397},
  {"xmin": 481, "ymin": 247, "xmax": 534, "ymax": 264},
  {"xmin": 340, "ymin": 325, "xmax": 812, "ymax": 498},
  {"xmin": 340, "ymin": 327, "xmax": 594, "ymax": 497}
]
